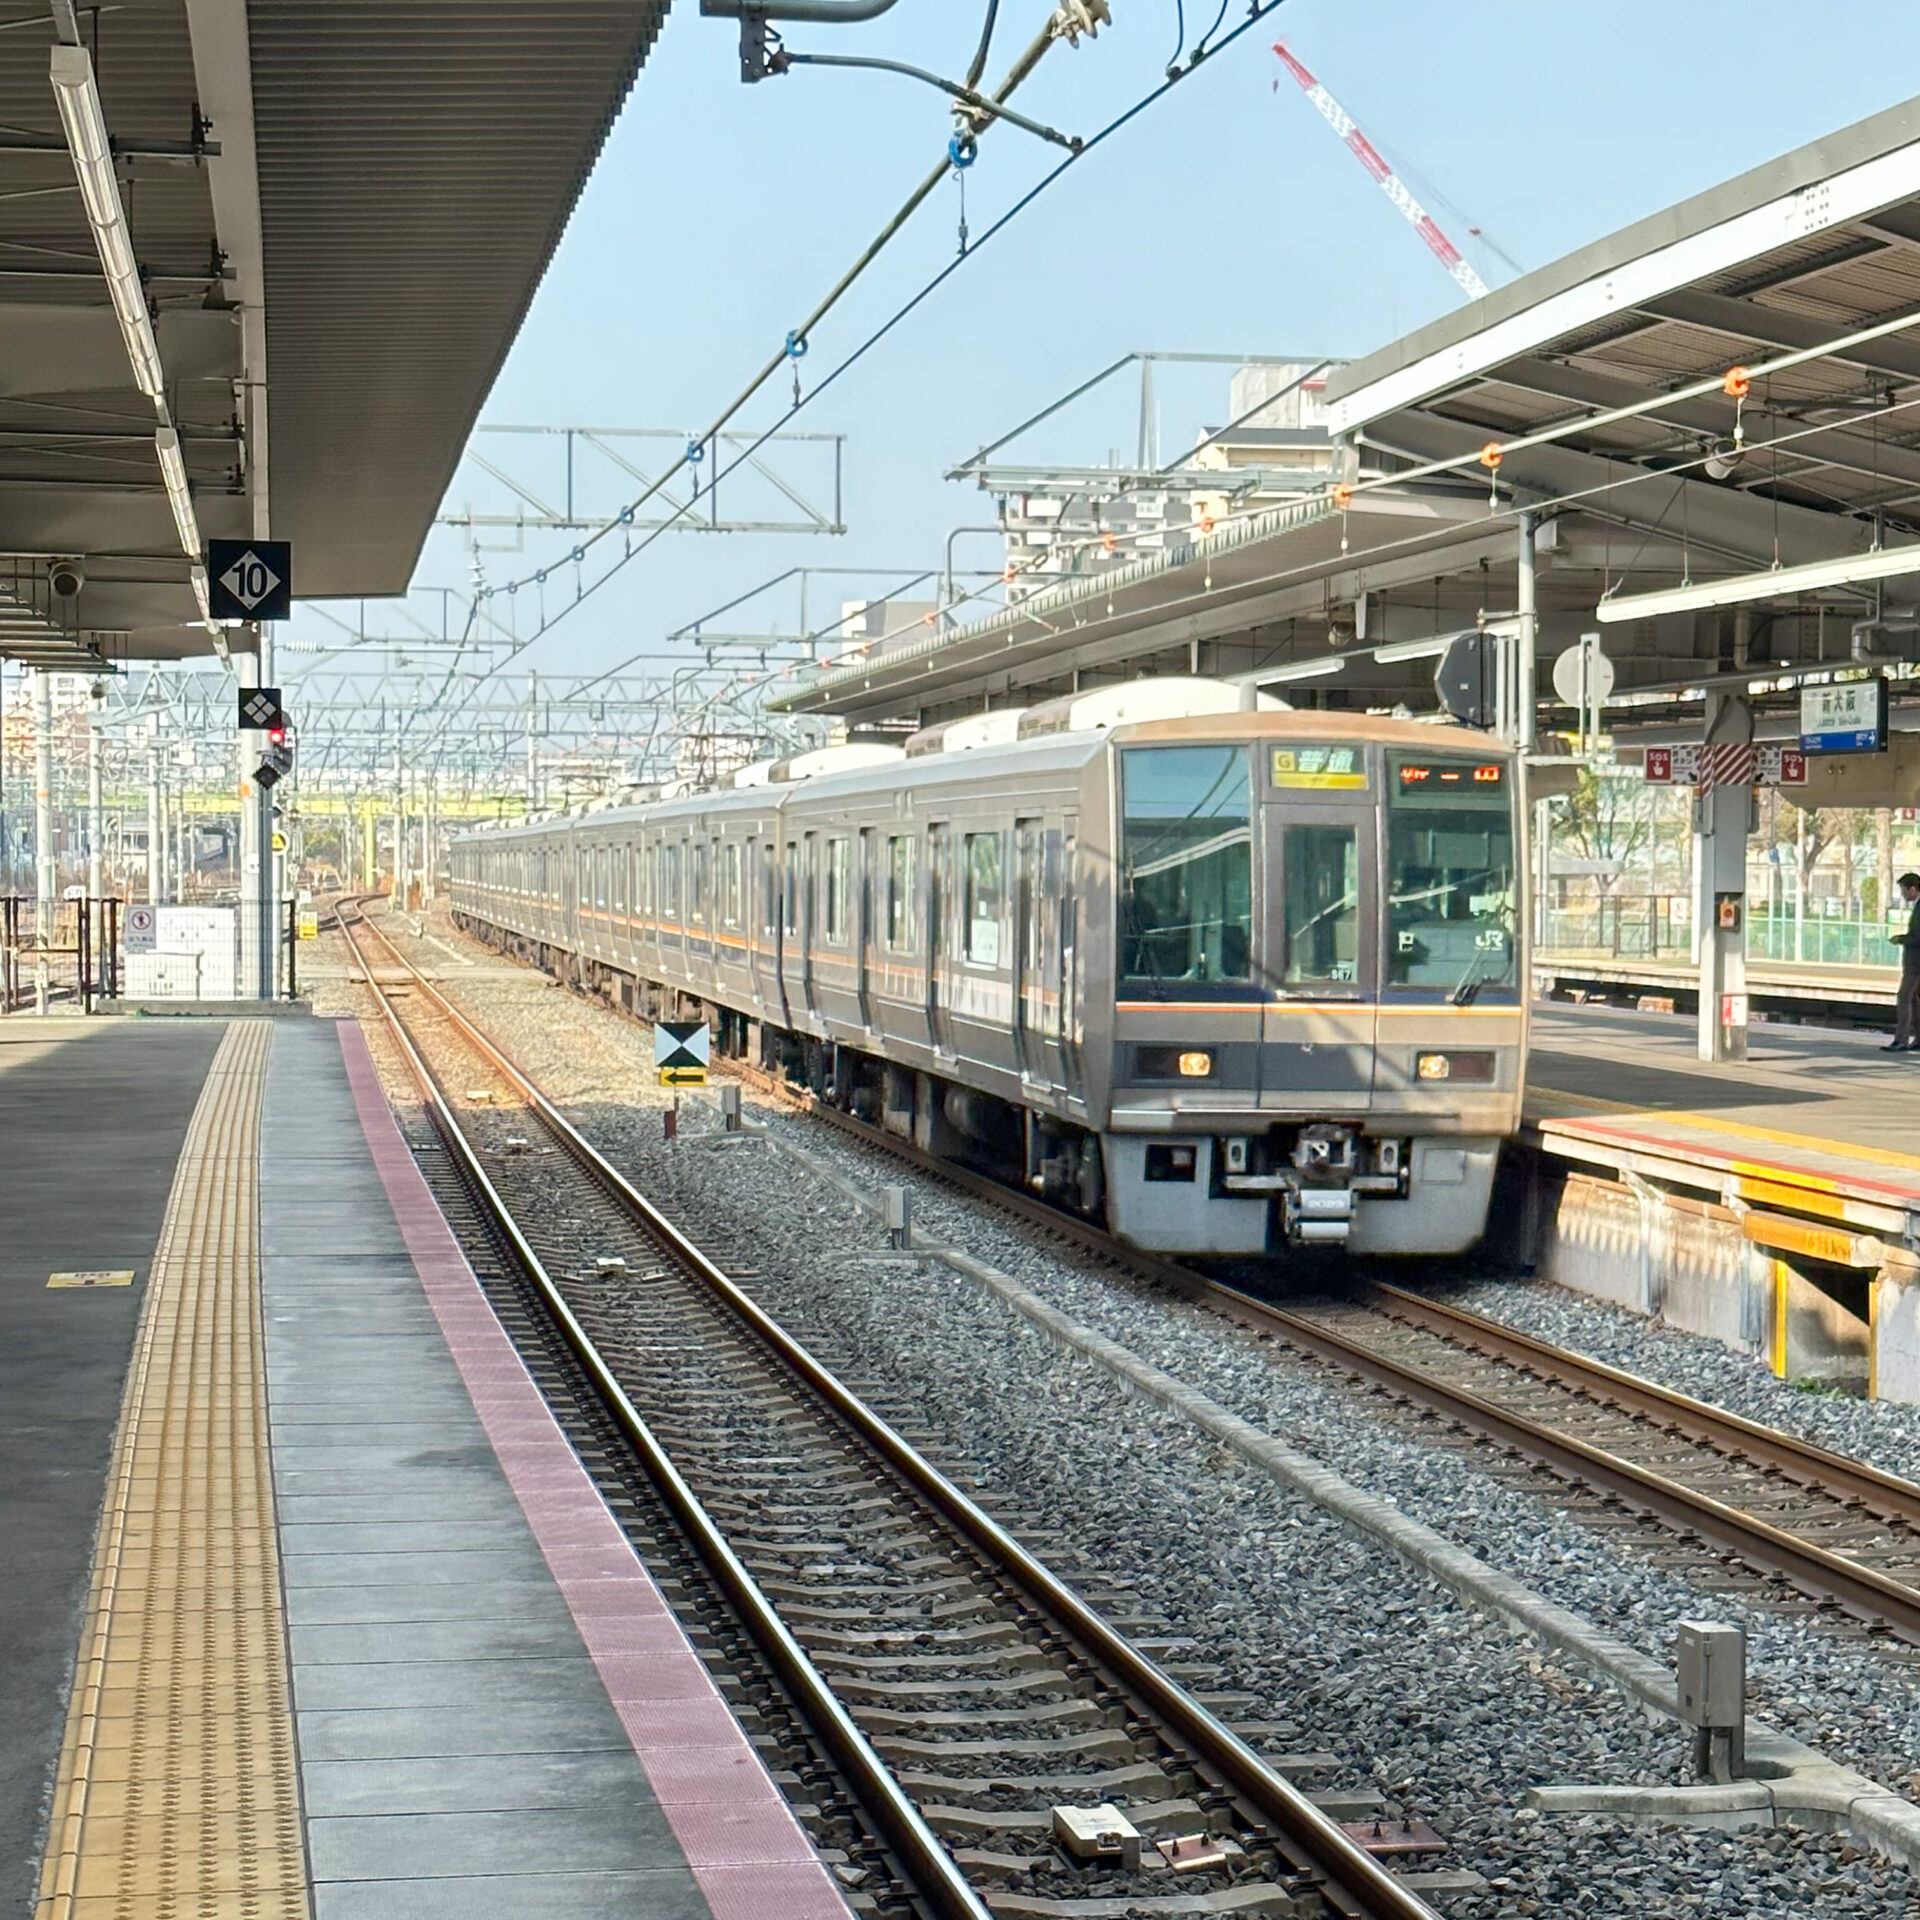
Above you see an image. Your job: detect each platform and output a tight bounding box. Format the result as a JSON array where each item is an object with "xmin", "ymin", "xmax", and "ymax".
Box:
[
  {"xmin": 1526, "ymin": 1003, "xmax": 1920, "ymax": 1238},
  {"xmin": 1523, "ymin": 1003, "xmax": 1920, "ymax": 1398},
  {"xmin": 1534, "ymin": 949, "xmax": 1897, "ymax": 1016},
  {"xmin": 15, "ymin": 1013, "xmax": 851, "ymax": 1920}
]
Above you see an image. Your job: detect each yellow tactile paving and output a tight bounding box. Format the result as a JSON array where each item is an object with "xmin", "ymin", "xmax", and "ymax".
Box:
[{"xmin": 35, "ymin": 1021, "xmax": 310, "ymax": 1920}]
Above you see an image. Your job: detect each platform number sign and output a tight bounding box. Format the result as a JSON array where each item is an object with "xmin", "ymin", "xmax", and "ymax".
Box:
[
  {"xmin": 207, "ymin": 539, "xmax": 293, "ymax": 622},
  {"xmin": 238, "ymin": 686, "xmax": 284, "ymax": 732},
  {"xmin": 655, "ymin": 1020, "xmax": 711, "ymax": 1088}
]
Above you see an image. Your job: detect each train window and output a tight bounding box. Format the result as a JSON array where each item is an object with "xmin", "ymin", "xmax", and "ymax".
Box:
[
  {"xmin": 1118, "ymin": 746, "xmax": 1253, "ymax": 988},
  {"xmin": 690, "ymin": 841, "xmax": 709, "ymax": 926},
  {"xmin": 885, "ymin": 835, "xmax": 917, "ymax": 949},
  {"xmin": 594, "ymin": 847, "xmax": 607, "ymax": 912},
  {"xmin": 613, "ymin": 849, "xmax": 626, "ymax": 916},
  {"xmin": 661, "ymin": 844, "xmax": 682, "ymax": 921},
  {"xmin": 723, "ymin": 843, "xmax": 743, "ymax": 930},
  {"xmin": 761, "ymin": 842, "xmax": 777, "ymax": 937},
  {"xmin": 1281, "ymin": 824, "xmax": 1360, "ymax": 986},
  {"xmin": 824, "ymin": 839, "xmax": 852, "ymax": 945},
  {"xmin": 962, "ymin": 832, "xmax": 1003, "ymax": 967},
  {"xmin": 1387, "ymin": 755, "xmax": 1516, "ymax": 997},
  {"xmin": 638, "ymin": 839, "xmax": 652, "ymax": 918},
  {"xmin": 783, "ymin": 842, "xmax": 800, "ymax": 936}
]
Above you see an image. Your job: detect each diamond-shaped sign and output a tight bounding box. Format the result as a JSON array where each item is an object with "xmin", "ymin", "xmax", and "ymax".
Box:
[
  {"xmin": 238, "ymin": 686, "xmax": 284, "ymax": 732},
  {"xmin": 207, "ymin": 538, "xmax": 292, "ymax": 621}
]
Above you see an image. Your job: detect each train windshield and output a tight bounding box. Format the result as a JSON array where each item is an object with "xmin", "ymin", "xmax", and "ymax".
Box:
[
  {"xmin": 1118, "ymin": 746, "xmax": 1254, "ymax": 993},
  {"xmin": 1386, "ymin": 756, "xmax": 1517, "ymax": 1000}
]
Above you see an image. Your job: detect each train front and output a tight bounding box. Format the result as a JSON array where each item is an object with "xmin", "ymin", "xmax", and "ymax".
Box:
[{"xmin": 1098, "ymin": 716, "xmax": 1524, "ymax": 1256}]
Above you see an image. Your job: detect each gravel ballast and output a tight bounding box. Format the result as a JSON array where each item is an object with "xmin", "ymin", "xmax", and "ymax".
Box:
[{"xmin": 328, "ymin": 908, "xmax": 1920, "ymax": 1916}]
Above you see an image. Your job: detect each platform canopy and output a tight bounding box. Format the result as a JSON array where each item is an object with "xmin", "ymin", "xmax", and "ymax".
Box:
[
  {"xmin": 0, "ymin": 0, "xmax": 667, "ymax": 669},
  {"xmin": 775, "ymin": 92, "xmax": 1920, "ymax": 732}
]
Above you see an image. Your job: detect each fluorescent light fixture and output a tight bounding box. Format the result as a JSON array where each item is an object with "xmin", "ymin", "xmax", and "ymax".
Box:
[
  {"xmin": 189, "ymin": 561, "xmax": 211, "ymax": 620},
  {"xmin": 1374, "ymin": 635, "xmax": 1456, "ymax": 664},
  {"xmin": 154, "ymin": 425, "xmax": 200, "ymax": 558},
  {"xmin": 1595, "ymin": 542, "xmax": 1920, "ymax": 624},
  {"xmin": 1251, "ymin": 657, "xmax": 1348, "ymax": 685},
  {"xmin": 49, "ymin": 44, "xmax": 165, "ymax": 405}
]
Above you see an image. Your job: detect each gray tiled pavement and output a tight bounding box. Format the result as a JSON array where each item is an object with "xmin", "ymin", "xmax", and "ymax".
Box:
[{"xmin": 262, "ymin": 1020, "xmax": 707, "ymax": 1919}]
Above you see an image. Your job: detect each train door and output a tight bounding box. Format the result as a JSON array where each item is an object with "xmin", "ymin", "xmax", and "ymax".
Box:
[
  {"xmin": 801, "ymin": 832, "xmax": 820, "ymax": 1023},
  {"xmin": 1259, "ymin": 783, "xmax": 1380, "ymax": 1109},
  {"xmin": 856, "ymin": 828, "xmax": 875, "ymax": 1032},
  {"xmin": 927, "ymin": 822, "xmax": 953, "ymax": 1056},
  {"xmin": 1013, "ymin": 817, "xmax": 1064, "ymax": 1091},
  {"xmin": 1058, "ymin": 817, "xmax": 1082, "ymax": 1096}
]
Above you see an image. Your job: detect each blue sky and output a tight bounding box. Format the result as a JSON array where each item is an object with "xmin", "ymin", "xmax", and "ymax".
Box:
[{"xmin": 289, "ymin": 2, "xmax": 1920, "ymax": 681}]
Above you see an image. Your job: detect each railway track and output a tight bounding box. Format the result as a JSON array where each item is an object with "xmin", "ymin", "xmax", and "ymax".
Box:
[
  {"xmin": 337, "ymin": 900, "xmax": 1447, "ymax": 1920},
  {"xmin": 690, "ymin": 1028, "xmax": 1920, "ymax": 1654}
]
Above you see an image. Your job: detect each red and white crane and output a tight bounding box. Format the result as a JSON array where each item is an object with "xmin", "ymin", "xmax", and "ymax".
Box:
[{"xmin": 1273, "ymin": 40, "xmax": 1491, "ymax": 303}]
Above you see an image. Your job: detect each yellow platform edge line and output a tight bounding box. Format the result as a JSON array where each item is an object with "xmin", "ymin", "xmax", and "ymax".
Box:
[{"xmin": 34, "ymin": 1021, "xmax": 311, "ymax": 1920}]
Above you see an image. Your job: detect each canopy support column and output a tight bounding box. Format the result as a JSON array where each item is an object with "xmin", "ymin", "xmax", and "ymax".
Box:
[{"xmin": 1695, "ymin": 690, "xmax": 1752, "ymax": 1063}]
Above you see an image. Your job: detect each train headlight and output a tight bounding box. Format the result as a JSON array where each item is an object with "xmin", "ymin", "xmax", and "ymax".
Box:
[
  {"xmin": 1177, "ymin": 1051, "xmax": 1213, "ymax": 1079},
  {"xmin": 1417, "ymin": 1051, "xmax": 1495, "ymax": 1083}
]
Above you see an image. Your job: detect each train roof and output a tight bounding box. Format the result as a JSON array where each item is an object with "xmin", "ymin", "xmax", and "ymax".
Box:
[{"xmin": 455, "ymin": 708, "xmax": 1512, "ymax": 844}]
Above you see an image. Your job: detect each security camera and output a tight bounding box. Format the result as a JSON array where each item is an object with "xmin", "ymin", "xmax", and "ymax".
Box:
[
  {"xmin": 48, "ymin": 557, "xmax": 85, "ymax": 600},
  {"xmin": 1704, "ymin": 440, "xmax": 1744, "ymax": 482}
]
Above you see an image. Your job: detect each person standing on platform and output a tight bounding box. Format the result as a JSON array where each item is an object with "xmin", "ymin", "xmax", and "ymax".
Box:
[{"xmin": 1888, "ymin": 872, "xmax": 1920, "ymax": 1052}]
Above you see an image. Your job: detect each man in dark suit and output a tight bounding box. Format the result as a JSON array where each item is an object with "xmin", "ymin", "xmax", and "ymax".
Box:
[{"xmin": 1889, "ymin": 872, "xmax": 1920, "ymax": 1051}]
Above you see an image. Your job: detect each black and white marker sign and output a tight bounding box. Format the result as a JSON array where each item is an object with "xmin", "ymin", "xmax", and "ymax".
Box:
[
  {"xmin": 654, "ymin": 1020, "xmax": 710, "ymax": 1087},
  {"xmin": 207, "ymin": 539, "xmax": 293, "ymax": 622},
  {"xmin": 238, "ymin": 686, "xmax": 284, "ymax": 731}
]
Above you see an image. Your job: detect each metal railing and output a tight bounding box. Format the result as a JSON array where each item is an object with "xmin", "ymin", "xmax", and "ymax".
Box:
[{"xmin": 0, "ymin": 897, "xmax": 122, "ymax": 1013}]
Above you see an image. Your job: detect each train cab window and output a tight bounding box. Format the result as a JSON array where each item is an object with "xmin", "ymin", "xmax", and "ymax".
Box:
[
  {"xmin": 824, "ymin": 838, "xmax": 851, "ymax": 945},
  {"xmin": 1118, "ymin": 746, "xmax": 1253, "ymax": 989},
  {"xmin": 1281, "ymin": 825, "xmax": 1360, "ymax": 987},
  {"xmin": 1387, "ymin": 756, "xmax": 1516, "ymax": 997},
  {"xmin": 962, "ymin": 832, "xmax": 1003, "ymax": 967},
  {"xmin": 885, "ymin": 835, "xmax": 917, "ymax": 950},
  {"xmin": 723, "ymin": 843, "xmax": 743, "ymax": 930}
]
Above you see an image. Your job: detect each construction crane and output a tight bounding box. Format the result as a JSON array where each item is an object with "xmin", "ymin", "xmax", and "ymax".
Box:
[{"xmin": 1273, "ymin": 40, "xmax": 1491, "ymax": 303}]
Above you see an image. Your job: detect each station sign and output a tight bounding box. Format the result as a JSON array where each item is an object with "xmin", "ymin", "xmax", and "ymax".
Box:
[
  {"xmin": 1644, "ymin": 744, "xmax": 1805, "ymax": 786},
  {"xmin": 1800, "ymin": 678, "xmax": 1888, "ymax": 755},
  {"xmin": 655, "ymin": 1020, "xmax": 711, "ymax": 1088},
  {"xmin": 208, "ymin": 540, "xmax": 293, "ymax": 622}
]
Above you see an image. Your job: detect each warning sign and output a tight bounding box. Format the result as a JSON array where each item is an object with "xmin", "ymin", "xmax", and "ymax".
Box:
[
  {"xmin": 124, "ymin": 903, "xmax": 156, "ymax": 953},
  {"xmin": 655, "ymin": 1020, "xmax": 711, "ymax": 1088}
]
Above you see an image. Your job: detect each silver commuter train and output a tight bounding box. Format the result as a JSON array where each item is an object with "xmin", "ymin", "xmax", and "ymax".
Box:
[{"xmin": 449, "ymin": 678, "xmax": 1527, "ymax": 1257}]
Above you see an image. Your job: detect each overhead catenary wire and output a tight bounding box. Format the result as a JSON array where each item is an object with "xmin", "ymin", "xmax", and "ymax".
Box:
[
  {"xmin": 472, "ymin": 4, "xmax": 1086, "ymax": 632},
  {"xmin": 457, "ymin": 0, "xmax": 1296, "ymax": 718}
]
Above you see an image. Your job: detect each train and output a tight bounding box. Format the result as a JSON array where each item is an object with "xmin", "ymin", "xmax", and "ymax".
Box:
[{"xmin": 449, "ymin": 678, "xmax": 1526, "ymax": 1257}]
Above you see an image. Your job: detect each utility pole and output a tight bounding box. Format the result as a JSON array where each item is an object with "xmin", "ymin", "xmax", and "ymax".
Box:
[
  {"xmin": 87, "ymin": 700, "xmax": 103, "ymax": 905},
  {"xmin": 148, "ymin": 743, "xmax": 164, "ymax": 906},
  {"xmin": 33, "ymin": 669, "xmax": 55, "ymax": 925},
  {"xmin": 526, "ymin": 669, "xmax": 539, "ymax": 813}
]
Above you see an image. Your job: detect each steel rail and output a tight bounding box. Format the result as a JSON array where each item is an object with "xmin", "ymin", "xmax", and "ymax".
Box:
[
  {"xmin": 706, "ymin": 1055, "xmax": 1920, "ymax": 1646},
  {"xmin": 1366, "ymin": 1282, "xmax": 1920, "ymax": 1525},
  {"xmin": 340, "ymin": 902, "xmax": 1444, "ymax": 1920},
  {"xmin": 336, "ymin": 902, "xmax": 994, "ymax": 1920}
]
